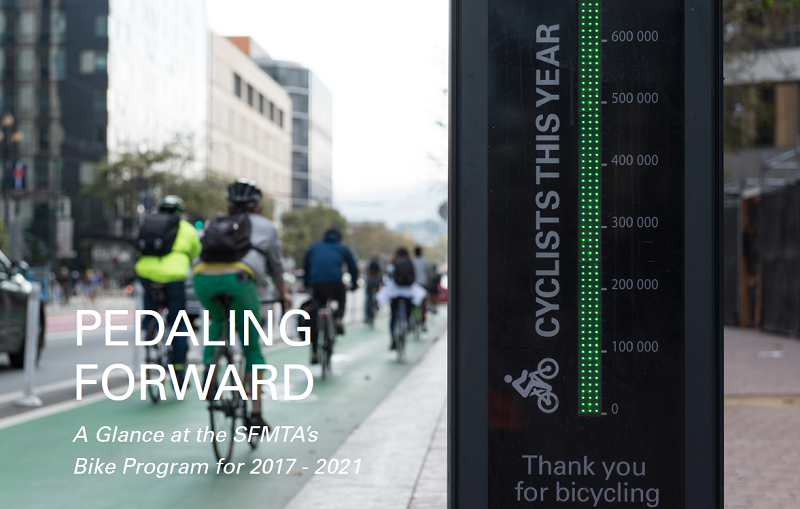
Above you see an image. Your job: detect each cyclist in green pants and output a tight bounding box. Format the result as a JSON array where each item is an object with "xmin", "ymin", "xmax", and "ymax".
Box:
[{"xmin": 192, "ymin": 179, "xmax": 291, "ymax": 432}]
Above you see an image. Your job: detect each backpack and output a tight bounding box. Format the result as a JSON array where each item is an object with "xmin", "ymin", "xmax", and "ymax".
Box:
[
  {"xmin": 392, "ymin": 257, "xmax": 415, "ymax": 286},
  {"xmin": 200, "ymin": 213, "xmax": 252, "ymax": 262},
  {"xmin": 136, "ymin": 213, "xmax": 180, "ymax": 257}
]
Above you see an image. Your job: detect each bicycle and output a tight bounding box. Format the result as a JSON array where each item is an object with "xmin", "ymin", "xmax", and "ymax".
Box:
[
  {"xmin": 392, "ymin": 298, "xmax": 410, "ymax": 362},
  {"xmin": 317, "ymin": 301, "xmax": 335, "ymax": 380},
  {"xmin": 142, "ymin": 283, "xmax": 172, "ymax": 403},
  {"xmin": 206, "ymin": 295, "xmax": 282, "ymax": 463},
  {"xmin": 365, "ymin": 287, "xmax": 379, "ymax": 328}
]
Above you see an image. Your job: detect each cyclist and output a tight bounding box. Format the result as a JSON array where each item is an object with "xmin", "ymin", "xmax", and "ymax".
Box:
[
  {"xmin": 301, "ymin": 228, "xmax": 358, "ymax": 364},
  {"xmin": 411, "ymin": 246, "xmax": 431, "ymax": 331},
  {"xmin": 377, "ymin": 247, "xmax": 428, "ymax": 350},
  {"xmin": 364, "ymin": 256, "xmax": 383, "ymax": 322},
  {"xmin": 135, "ymin": 196, "xmax": 201, "ymax": 385},
  {"xmin": 192, "ymin": 179, "xmax": 290, "ymax": 432}
]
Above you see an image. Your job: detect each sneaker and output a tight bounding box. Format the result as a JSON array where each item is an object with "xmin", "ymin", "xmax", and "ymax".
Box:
[
  {"xmin": 247, "ymin": 414, "xmax": 269, "ymax": 438},
  {"xmin": 390, "ymin": 339, "xmax": 397, "ymax": 351},
  {"xmin": 311, "ymin": 350, "xmax": 319, "ymax": 364},
  {"xmin": 334, "ymin": 318, "xmax": 344, "ymax": 335}
]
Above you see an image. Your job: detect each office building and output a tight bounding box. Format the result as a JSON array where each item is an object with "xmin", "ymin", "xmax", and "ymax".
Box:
[
  {"xmin": 231, "ymin": 37, "xmax": 332, "ymax": 210},
  {"xmin": 211, "ymin": 34, "xmax": 291, "ymax": 221},
  {"xmin": 0, "ymin": 0, "xmax": 209, "ymax": 271}
]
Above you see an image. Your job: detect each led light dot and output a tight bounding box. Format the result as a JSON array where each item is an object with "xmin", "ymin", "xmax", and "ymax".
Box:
[{"xmin": 578, "ymin": 0, "xmax": 601, "ymax": 416}]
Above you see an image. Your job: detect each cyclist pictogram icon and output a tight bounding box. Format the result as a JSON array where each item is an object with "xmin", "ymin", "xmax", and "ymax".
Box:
[{"xmin": 504, "ymin": 358, "xmax": 559, "ymax": 413}]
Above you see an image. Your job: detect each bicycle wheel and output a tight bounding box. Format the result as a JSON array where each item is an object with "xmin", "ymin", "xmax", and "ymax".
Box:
[
  {"xmin": 143, "ymin": 319, "xmax": 164, "ymax": 403},
  {"xmin": 208, "ymin": 347, "xmax": 240, "ymax": 463},
  {"xmin": 320, "ymin": 316, "xmax": 333, "ymax": 379},
  {"xmin": 394, "ymin": 317, "xmax": 406, "ymax": 362}
]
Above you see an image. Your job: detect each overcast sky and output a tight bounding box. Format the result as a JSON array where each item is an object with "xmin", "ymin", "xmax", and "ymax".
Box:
[{"xmin": 206, "ymin": 0, "xmax": 449, "ymax": 227}]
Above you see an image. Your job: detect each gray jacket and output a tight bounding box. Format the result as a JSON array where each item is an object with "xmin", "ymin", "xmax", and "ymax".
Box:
[{"xmin": 242, "ymin": 213, "xmax": 285, "ymax": 284}]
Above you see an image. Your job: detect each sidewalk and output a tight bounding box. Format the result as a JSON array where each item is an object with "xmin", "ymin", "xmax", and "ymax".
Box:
[
  {"xmin": 312, "ymin": 326, "xmax": 800, "ymax": 509},
  {"xmin": 724, "ymin": 326, "xmax": 800, "ymax": 508},
  {"xmin": 283, "ymin": 331, "xmax": 448, "ymax": 509}
]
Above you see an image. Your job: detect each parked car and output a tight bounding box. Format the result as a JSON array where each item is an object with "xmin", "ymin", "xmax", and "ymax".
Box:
[{"xmin": 0, "ymin": 251, "xmax": 46, "ymax": 368}]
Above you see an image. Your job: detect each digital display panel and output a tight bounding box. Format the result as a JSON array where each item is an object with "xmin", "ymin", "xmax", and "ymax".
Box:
[{"xmin": 487, "ymin": 0, "xmax": 685, "ymax": 506}]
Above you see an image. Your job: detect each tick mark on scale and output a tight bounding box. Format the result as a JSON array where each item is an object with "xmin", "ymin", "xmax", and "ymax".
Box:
[
  {"xmin": 601, "ymin": 101, "xmax": 608, "ymax": 104},
  {"xmin": 601, "ymin": 39, "xmax": 608, "ymax": 42},
  {"xmin": 601, "ymin": 288, "xmax": 607, "ymax": 291},
  {"xmin": 601, "ymin": 412, "xmax": 608, "ymax": 416}
]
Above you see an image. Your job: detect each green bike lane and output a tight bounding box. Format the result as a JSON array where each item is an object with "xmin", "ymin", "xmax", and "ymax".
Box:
[{"xmin": 0, "ymin": 312, "xmax": 447, "ymax": 509}]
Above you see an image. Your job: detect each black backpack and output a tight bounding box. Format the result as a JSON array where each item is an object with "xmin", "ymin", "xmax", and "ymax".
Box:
[
  {"xmin": 200, "ymin": 213, "xmax": 252, "ymax": 262},
  {"xmin": 137, "ymin": 213, "xmax": 180, "ymax": 257},
  {"xmin": 392, "ymin": 257, "xmax": 415, "ymax": 286}
]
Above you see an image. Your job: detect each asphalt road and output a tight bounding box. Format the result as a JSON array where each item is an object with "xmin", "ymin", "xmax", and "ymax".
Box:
[{"xmin": 0, "ymin": 293, "xmax": 446, "ymax": 508}]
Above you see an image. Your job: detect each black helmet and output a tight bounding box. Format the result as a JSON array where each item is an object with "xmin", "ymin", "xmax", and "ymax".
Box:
[
  {"xmin": 159, "ymin": 195, "xmax": 185, "ymax": 214},
  {"xmin": 227, "ymin": 179, "xmax": 262, "ymax": 210}
]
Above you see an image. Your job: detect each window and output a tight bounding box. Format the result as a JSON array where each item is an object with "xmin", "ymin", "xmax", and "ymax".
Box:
[
  {"xmin": 292, "ymin": 118, "xmax": 308, "ymax": 146},
  {"xmin": 39, "ymin": 88, "xmax": 49, "ymax": 114},
  {"xmin": 79, "ymin": 50, "xmax": 106, "ymax": 74},
  {"xmin": 18, "ymin": 48, "xmax": 34, "ymax": 77},
  {"xmin": 279, "ymin": 110, "xmax": 284, "ymax": 128},
  {"xmin": 292, "ymin": 177, "xmax": 309, "ymax": 198},
  {"xmin": 51, "ymin": 11, "xmax": 66, "ymax": 43},
  {"xmin": 258, "ymin": 94, "xmax": 264, "ymax": 114},
  {"xmin": 93, "ymin": 126, "xmax": 106, "ymax": 145},
  {"xmin": 39, "ymin": 128, "xmax": 49, "ymax": 151},
  {"xmin": 19, "ymin": 85, "xmax": 34, "ymax": 111},
  {"xmin": 79, "ymin": 50, "xmax": 95, "ymax": 73},
  {"xmin": 50, "ymin": 48, "xmax": 65, "ymax": 79},
  {"xmin": 290, "ymin": 93, "xmax": 309, "ymax": 113},
  {"xmin": 234, "ymin": 73, "xmax": 241, "ymax": 97},
  {"xmin": 93, "ymin": 91, "xmax": 106, "ymax": 112},
  {"xmin": 269, "ymin": 101, "xmax": 275, "ymax": 121},
  {"xmin": 95, "ymin": 53, "xmax": 107, "ymax": 72},
  {"xmin": 35, "ymin": 159, "xmax": 48, "ymax": 186},
  {"xmin": 19, "ymin": 12, "xmax": 35, "ymax": 39},
  {"xmin": 247, "ymin": 84, "xmax": 253, "ymax": 106},
  {"xmin": 94, "ymin": 14, "xmax": 107, "ymax": 37},
  {"xmin": 79, "ymin": 162, "xmax": 96, "ymax": 185},
  {"xmin": 292, "ymin": 152, "xmax": 308, "ymax": 173}
]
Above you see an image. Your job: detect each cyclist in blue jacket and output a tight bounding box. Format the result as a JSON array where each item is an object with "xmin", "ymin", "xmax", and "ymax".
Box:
[{"xmin": 302, "ymin": 228, "xmax": 359, "ymax": 363}]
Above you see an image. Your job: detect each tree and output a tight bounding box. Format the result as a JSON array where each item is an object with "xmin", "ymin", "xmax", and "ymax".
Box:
[
  {"xmin": 724, "ymin": 0, "xmax": 800, "ymax": 150},
  {"xmin": 0, "ymin": 219, "xmax": 8, "ymax": 254},
  {"xmin": 83, "ymin": 142, "xmax": 193, "ymax": 223},
  {"xmin": 346, "ymin": 222, "xmax": 415, "ymax": 261},
  {"xmin": 84, "ymin": 143, "xmax": 280, "ymax": 229},
  {"xmin": 280, "ymin": 206, "xmax": 348, "ymax": 264}
]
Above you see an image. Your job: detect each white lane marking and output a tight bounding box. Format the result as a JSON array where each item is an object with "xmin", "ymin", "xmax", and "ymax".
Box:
[
  {"xmin": 47, "ymin": 329, "xmax": 106, "ymax": 342},
  {"xmin": 0, "ymin": 373, "xmax": 105, "ymax": 405},
  {"xmin": 0, "ymin": 381, "xmax": 135, "ymax": 431}
]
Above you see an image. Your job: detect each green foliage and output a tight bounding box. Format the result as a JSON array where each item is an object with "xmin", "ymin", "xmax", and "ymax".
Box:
[
  {"xmin": 83, "ymin": 142, "xmax": 193, "ymax": 222},
  {"xmin": 723, "ymin": 0, "xmax": 800, "ymax": 150},
  {"xmin": 83, "ymin": 142, "xmax": 280, "ymax": 229},
  {"xmin": 0, "ymin": 220, "xmax": 8, "ymax": 254},
  {"xmin": 280, "ymin": 206, "xmax": 348, "ymax": 264},
  {"xmin": 346, "ymin": 222, "xmax": 415, "ymax": 262}
]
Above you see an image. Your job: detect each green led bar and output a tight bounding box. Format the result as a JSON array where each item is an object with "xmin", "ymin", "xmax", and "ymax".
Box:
[{"xmin": 578, "ymin": 0, "xmax": 602, "ymax": 415}]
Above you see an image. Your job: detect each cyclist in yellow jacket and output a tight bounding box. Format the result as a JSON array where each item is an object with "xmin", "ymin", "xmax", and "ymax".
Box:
[{"xmin": 135, "ymin": 196, "xmax": 201, "ymax": 383}]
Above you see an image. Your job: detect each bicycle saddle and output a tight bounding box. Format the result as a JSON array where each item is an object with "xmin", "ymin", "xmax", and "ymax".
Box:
[{"xmin": 210, "ymin": 293, "xmax": 235, "ymax": 310}]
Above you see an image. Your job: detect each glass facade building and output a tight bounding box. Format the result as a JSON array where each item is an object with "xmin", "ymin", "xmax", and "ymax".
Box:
[
  {"xmin": 258, "ymin": 60, "xmax": 332, "ymax": 209},
  {"xmin": 0, "ymin": 0, "xmax": 208, "ymax": 271}
]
